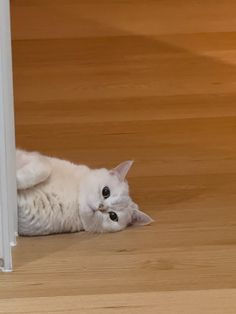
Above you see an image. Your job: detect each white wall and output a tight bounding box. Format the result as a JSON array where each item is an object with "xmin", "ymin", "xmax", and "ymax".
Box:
[{"xmin": 0, "ymin": 0, "xmax": 18, "ymax": 272}]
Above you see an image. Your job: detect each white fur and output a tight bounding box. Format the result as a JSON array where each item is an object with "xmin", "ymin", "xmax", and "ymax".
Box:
[{"xmin": 16, "ymin": 150, "xmax": 153, "ymax": 236}]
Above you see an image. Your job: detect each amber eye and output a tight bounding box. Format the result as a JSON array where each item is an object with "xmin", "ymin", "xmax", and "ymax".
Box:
[
  {"xmin": 102, "ymin": 186, "xmax": 110, "ymax": 199},
  {"xmin": 109, "ymin": 211, "xmax": 118, "ymax": 222}
]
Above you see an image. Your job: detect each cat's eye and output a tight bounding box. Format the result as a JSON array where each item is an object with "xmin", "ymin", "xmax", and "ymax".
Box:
[
  {"xmin": 109, "ymin": 211, "xmax": 118, "ymax": 222},
  {"xmin": 102, "ymin": 186, "xmax": 110, "ymax": 199}
]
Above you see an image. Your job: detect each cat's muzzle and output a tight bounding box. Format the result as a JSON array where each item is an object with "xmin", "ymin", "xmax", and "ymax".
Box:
[{"xmin": 98, "ymin": 203, "xmax": 107, "ymax": 212}]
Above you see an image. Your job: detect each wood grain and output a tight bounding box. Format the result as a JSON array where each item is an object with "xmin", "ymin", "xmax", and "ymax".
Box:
[
  {"xmin": 1, "ymin": 290, "xmax": 236, "ymax": 314},
  {"xmin": 1, "ymin": 0, "xmax": 236, "ymax": 313}
]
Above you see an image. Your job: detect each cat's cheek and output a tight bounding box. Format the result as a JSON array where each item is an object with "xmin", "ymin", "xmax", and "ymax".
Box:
[
  {"xmin": 102, "ymin": 219, "xmax": 123, "ymax": 233},
  {"xmin": 79, "ymin": 207, "xmax": 103, "ymax": 233}
]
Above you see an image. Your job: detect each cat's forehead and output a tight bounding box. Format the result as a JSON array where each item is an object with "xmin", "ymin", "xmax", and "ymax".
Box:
[
  {"xmin": 92, "ymin": 168, "xmax": 127, "ymax": 190},
  {"xmin": 94, "ymin": 169, "xmax": 117, "ymax": 182}
]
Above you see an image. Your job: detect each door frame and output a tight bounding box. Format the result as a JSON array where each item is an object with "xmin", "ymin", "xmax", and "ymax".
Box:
[{"xmin": 0, "ymin": 0, "xmax": 17, "ymax": 272}]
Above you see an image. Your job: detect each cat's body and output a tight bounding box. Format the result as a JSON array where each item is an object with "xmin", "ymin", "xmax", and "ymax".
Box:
[{"xmin": 16, "ymin": 150, "xmax": 153, "ymax": 236}]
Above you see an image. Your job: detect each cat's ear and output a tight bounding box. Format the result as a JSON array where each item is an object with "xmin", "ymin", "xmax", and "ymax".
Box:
[
  {"xmin": 131, "ymin": 209, "xmax": 154, "ymax": 226},
  {"xmin": 111, "ymin": 160, "xmax": 134, "ymax": 180}
]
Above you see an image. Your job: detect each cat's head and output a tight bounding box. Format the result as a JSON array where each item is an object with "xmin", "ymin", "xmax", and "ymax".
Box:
[{"xmin": 79, "ymin": 161, "xmax": 154, "ymax": 233}]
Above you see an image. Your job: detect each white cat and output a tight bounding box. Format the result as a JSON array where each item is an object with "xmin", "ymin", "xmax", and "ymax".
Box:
[{"xmin": 16, "ymin": 150, "xmax": 153, "ymax": 236}]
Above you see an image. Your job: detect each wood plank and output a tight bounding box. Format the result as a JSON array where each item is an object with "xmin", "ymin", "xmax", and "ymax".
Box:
[
  {"xmin": 1, "ymin": 0, "xmax": 235, "ymax": 312},
  {"xmin": 0, "ymin": 290, "xmax": 236, "ymax": 314}
]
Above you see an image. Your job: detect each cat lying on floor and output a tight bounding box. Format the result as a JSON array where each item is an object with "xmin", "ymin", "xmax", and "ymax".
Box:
[{"xmin": 16, "ymin": 150, "xmax": 153, "ymax": 236}]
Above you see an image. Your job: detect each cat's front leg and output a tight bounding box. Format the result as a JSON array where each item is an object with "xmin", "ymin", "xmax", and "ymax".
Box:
[{"xmin": 16, "ymin": 149, "xmax": 52, "ymax": 190}]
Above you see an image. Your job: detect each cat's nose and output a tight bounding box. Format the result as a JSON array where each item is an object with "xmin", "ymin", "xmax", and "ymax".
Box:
[{"xmin": 98, "ymin": 203, "xmax": 106, "ymax": 211}]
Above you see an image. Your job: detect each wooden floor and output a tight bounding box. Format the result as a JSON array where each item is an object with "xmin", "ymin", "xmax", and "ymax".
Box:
[{"xmin": 1, "ymin": 0, "xmax": 236, "ymax": 312}]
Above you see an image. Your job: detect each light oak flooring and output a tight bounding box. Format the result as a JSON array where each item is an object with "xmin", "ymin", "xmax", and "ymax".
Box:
[{"xmin": 0, "ymin": 0, "xmax": 236, "ymax": 312}]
